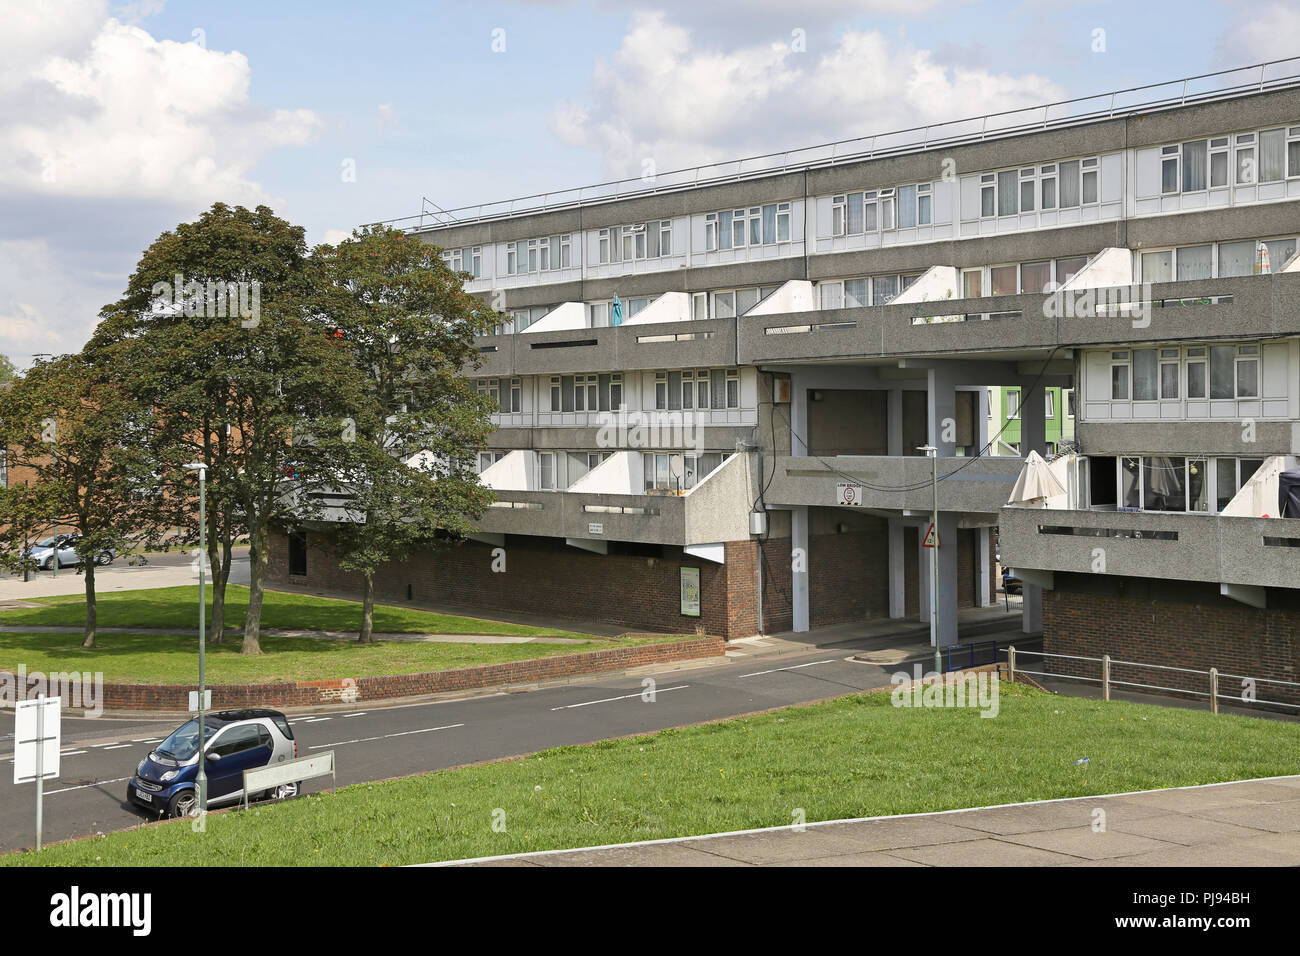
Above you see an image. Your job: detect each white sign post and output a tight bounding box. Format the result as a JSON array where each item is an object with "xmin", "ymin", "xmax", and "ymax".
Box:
[
  {"xmin": 14, "ymin": 696, "xmax": 61, "ymax": 851},
  {"xmin": 836, "ymin": 482, "xmax": 864, "ymax": 507}
]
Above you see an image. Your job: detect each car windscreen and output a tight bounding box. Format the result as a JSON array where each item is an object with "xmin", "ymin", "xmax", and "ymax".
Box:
[{"xmin": 155, "ymin": 719, "xmax": 221, "ymax": 761}]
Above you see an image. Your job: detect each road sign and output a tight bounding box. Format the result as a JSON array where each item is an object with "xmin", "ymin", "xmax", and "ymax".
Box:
[
  {"xmin": 14, "ymin": 695, "xmax": 60, "ymax": 852},
  {"xmin": 14, "ymin": 696, "xmax": 60, "ymax": 785},
  {"xmin": 836, "ymin": 482, "xmax": 864, "ymax": 506},
  {"xmin": 243, "ymin": 750, "xmax": 336, "ymax": 808},
  {"xmin": 922, "ymin": 523, "xmax": 940, "ymax": 548},
  {"xmin": 188, "ymin": 689, "xmax": 212, "ymax": 712}
]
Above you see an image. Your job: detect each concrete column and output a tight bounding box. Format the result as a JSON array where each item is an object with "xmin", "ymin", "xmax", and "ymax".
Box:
[
  {"xmin": 888, "ymin": 518, "xmax": 905, "ymax": 619},
  {"xmin": 1023, "ymin": 583, "xmax": 1043, "ymax": 634},
  {"xmin": 927, "ymin": 367, "xmax": 958, "ymax": 457},
  {"xmin": 887, "ymin": 388, "xmax": 903, "ymax": 456},
  {"xmin": 916, "ymin": 525, "xmax": 930, "ymax": 625},
  {"xmin": 975, "ymin": 387, "xmax": 990, "ymax": 456},
  {"xmin": 1020, "ymin": 382, "xmax": 1046, "ymax": 457},
  {"xmin": 978, "ymin": 526, "xmax": 993, "ymax": 607},
  {"xmin": 790, "ymin": 374, "xmax": 809, "ymax": 456},
  {"xmin": 933, "ymin": 513, "xmax": 959, "ymax": 647},
  {"xmin": 792, "ymin": 505, "xmax": 810, "ymax": 632}
]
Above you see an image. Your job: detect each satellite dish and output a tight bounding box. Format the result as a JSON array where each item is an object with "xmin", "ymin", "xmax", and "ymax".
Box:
[{"xmin": 668, "ymin": 454, "xmax": 684, "ymax": 478}]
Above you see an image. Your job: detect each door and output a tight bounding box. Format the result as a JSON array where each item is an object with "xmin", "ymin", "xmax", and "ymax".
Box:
[{"xmin": 205, "ymin": 724, "xmax": 274, "ymax": 801}]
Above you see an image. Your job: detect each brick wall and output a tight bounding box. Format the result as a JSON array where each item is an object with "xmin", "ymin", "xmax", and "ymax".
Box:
[
  {"xmin": 11, "ymin": 636, "xmax": 725, "ymax": 712},
  {"xmin": 808, "ymin": 520, "xmax": 891, "ymax": 627},
  {"xmin": 1044, "ymin": 574, "xmax": 1300, "ymax": 705},
  {"xmin": 270, "ymin": 530, "xmax": 785, "ymax": 640}
]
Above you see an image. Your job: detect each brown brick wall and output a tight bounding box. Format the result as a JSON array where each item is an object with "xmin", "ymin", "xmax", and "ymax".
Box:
[
  {"xmin": 270, "ymin": 530, "xmax": 791, "ymax": 640},
  {"xmin": 7, "ymin": 636, "xmax": 725, "ymax": 712},
  {"xmin": 1043, "ymin": 575, "xmax": 1300, "ymax": 705}
]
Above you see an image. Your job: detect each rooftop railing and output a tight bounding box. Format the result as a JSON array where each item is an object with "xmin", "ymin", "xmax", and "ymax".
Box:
[{"xmin": 370, "ymin": 58, "xmax": 1300, "ymax": 232}]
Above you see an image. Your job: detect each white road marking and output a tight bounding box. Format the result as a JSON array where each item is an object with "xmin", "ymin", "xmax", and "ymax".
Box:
[
  {"xmin": 343, "ymin": 713, "xmax": 367, "ymax": 718},
  {"xmin": 307, "ymin": 722, "xmax": 464, "ymax": 750},
  {"xmin": 132, "ymin": 737, "xmax": 162, "ymax": 743},
  {"xmin": 61, "ymin": 750, "xmax": 87, "ymax": 756},
  {"xmin": 89, "ymin": 742, "xmax": 121, "ymax": 748},
  {"xmin": 46, "ymin": 776, "xmax": 132, "ymax": 795},
  {"xmin": 103, "ymin": 744, "xmax": 132, "ymax": 750},
  {"xmin": 737, "ymin": 660, "xmax": 838, "ymax": 679},
  {"xmin": 550, "ymin": 685, "xmax": 689, "ymax": 711}
]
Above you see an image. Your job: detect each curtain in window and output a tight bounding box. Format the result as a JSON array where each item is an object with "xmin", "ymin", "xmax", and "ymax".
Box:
[
  {"xmin": 762, "ymin": 205, "xmax": 777, "ymax": 244},
  {"xmin": 1060, "ymin": 160, "xmax": 1081, "ymax": 207},
  {"xmin": 1259, "ymin": 129, "xmax": 1285, "ymax": 182},
  {"xmin": 1217, "ymin": 240, "xmax": 1255, "ymax": 277},
  {"xmin": 1132, "ymin": 350, "xmax": 1158, "ymax": 401},
  {"xmin": 847, "ymin": 194, "xmax": 864, "ymax": 234},
  {"xmin": 1182, "ymin": 141, "xmax": 1207, "ymax": 192},
  {"xmin": 998, "ymin": 171, "xmax": 1017, "ymax": 216},
  {"xmin": 711, "ymin": 370, "xmax": 726, "ymax": 409},
  {"xmin": 1176, "ymin": 245, "xmax": 1212, "ymax": 280},
  {"xmin": 1209, "ymin": 347, "xmax": 1235, "ymax": 399},
  {"xmin": 845, "ymin": 278, "xmax": 869, "ymax": 308},
  {"xmin": 1265, "ymin": 238, "xmax": 1297, "ymax": 272},
  {"xmin": 898, "ymin": 185, "xmax": 916, "ymax": 227},
  {"xmin": 819, "ymin": 284, "xmax": 843, "ymax": 310}
]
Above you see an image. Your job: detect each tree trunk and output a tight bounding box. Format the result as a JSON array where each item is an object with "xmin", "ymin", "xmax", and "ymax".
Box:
[
  {"xmin": 81, "ymin": 559, "xmax": 97, "ymax": 648},
  {"xmin": 207, "ymin": 532, "xmax": 224, "ymax": 643},
  {"xmin": 359, "ymin": 570, "xmax": 375, "ymax": 643},
  {"xmin": 241, "ymin": 521, "xmax": 267, "ymax": 655}
]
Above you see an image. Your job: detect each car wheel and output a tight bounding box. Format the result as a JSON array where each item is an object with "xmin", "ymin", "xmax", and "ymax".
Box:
[
  {"xmin": 269, "ymin": 782, "xmax": 299, "ymax": 802},
  {"xmin": 96, "ymin": 553, "xmax": 113, "ymax": 566},
  {"xmin": 167, "ymin": 789, "xmax": 198, "ymax": 819}
]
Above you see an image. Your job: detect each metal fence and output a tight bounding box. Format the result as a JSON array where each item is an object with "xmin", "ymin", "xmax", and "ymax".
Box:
[{"xmin": 1006, "ymin": 646, "xmax": 1300, "ymax": 715}]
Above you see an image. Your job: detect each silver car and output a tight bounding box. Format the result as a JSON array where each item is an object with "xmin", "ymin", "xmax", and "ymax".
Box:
[{"xmin": 25, "ymin": 533, "xmax": 115, "ymax": 571}]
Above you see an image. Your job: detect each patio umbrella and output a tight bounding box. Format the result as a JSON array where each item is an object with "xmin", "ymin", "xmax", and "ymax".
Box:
[
  {"xmin": 1008, "ymin": 450, "xmax": 1067, "ymax": 506},
  {"xmin": 1255, "ymin": 241, "xmax": 1272, "ymax": 275}
]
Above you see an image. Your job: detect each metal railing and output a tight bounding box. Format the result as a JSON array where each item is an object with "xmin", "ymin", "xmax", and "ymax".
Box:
[
  {"xmin": 945, "ymin": 640, "xmax": 999, "ymax": 673},
  {"xmin": 1006, "ymin": 646, "xmax": 1300, "ymax": 714},
  {"xmin": 370, "ymin": 58, "xmax": 1300, "ymax": 232}
]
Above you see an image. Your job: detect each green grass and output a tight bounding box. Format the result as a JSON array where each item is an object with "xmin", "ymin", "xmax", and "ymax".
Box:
[
  {"xmin": 8, "ymin": 684, "xmax": 1299, "ymax": 866},
  {"xmin": 0, "ymin": 585, "xmax": 596, "ymax": 638},
  {"xmin": 0, "ymin": 630, "xmax": 679, "ymax": 684}
]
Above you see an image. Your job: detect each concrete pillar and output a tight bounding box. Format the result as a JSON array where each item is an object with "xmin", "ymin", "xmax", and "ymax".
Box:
[
  {"xmin": 978, "ymin": 526, "xmax": 993, "ymax": 607},
  {"xmin": 927, "ymin": 367, "xmax": 958, "ymax": 457},
  {"xmin": 933, "ymin": 513, "xmax": 959, "ymax": 646},
  {"xmin": 1023, "ymin": 584, "xmax": 1043, "ymax": 634},
  {"xmin": 792, "ymin": 505, "xmax": 809, "ymax": 632},
  {"xmin": 1020, "ymin": 382, "xmax": 1046, "ymax": 457},
  {"xmin": 888, "ymin": 518, "xmax": 905, "ymax": 619},
  {"xmin": 916, "ymin": 526, "xmax": 930, "ymax": 625},
  {"xmin": 975, "ymin": 387, "xmax": 990, "ymax": 456},
  {"xmin": 790, "ymin": 374, "xmax": 809, "ymax": 456},
  {"xmin": 923, "ymin": 367, "xmax": 961, "ymax": 647},
  {"xmin": 887, "ymin": 388, "xmax": 903, "ymax": 457}
]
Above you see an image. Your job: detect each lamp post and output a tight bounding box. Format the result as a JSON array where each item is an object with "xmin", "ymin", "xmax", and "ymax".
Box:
[
  {"xmin": 918, "ymin": 445, "xmax": 941, "ymax": 677},
  {"xmin": 184, "ymin": 463, "xmax": 208, "ymax": 814}
]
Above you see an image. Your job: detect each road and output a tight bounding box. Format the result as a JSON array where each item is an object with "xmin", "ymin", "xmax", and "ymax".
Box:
[
  {"xmin": 0, "ymin": 640, "xmax": 913, "ymax": 853},
  {"xmin": 0, "ymin": 549, "xmax": 250, "ymax": 601}
]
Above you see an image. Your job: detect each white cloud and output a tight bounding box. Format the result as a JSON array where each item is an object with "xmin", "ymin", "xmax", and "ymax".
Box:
[
  {"xmin": 1214, "ymin": 2, "xmax": 1300, "ymax": 67},
  {"xmin": 551, "ymin": 11, "xmax": 1064, "ymax": 177},
  {"xmin": 321, "ymin": 229, "xmax": 354, "ymax": 245}
]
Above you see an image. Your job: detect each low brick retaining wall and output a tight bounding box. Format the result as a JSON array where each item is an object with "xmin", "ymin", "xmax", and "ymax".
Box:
[{"xmin": 15, "ymin": 636, "xmax": 725, "ymax": 712}]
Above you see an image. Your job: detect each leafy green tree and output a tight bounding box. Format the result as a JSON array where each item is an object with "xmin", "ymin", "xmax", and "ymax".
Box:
[
  {"xmin": 310, "ymin": 228, "xmax": 498, "ymax": 642},
  {"xmin": 0, "ymin": 354, "xmax": 166, "ymax": 646},
  {"xmin": 0, "ymin": 353, "xmax": 17, "ymax": 384},
  {"xmin": 90, "ymin": 203, "xmax": 364, "ymax": 654}
]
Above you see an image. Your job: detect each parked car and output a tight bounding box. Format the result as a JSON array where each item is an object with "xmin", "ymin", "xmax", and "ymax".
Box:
[
  {"xmin": 23, "ymin": 534, "xmax": 115, "ymax": 570},
  {"xmin": 1002, "ymin": 567, "xmax": 1023, "ymax": 595},
  {"xmin": 127, "ymin": 709, "xmax": 300, "ymax": 817}
]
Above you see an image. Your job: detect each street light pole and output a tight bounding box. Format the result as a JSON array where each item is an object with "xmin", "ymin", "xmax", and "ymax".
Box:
[
  {"xmin": 918, "ymin": 445, "xmax": 941, "ymax": 677},
  {"xmin": 185, "ymin": 463, "xmax": 208, "ymax": 814}
]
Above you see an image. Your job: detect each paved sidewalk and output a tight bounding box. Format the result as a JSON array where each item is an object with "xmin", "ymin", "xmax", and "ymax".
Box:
[{"xmin": 441, "ymin": 775, "xmax": 1300, "ymax": 867}]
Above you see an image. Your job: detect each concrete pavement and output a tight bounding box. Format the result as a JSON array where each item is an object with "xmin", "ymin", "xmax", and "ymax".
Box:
[
  {"xmin": 0, "ymin": 548, "xmax": 250, "ymax": 602},
  {"xmin": 443, "ymin": 775, "xmax": 1300, "ymax": 867}
]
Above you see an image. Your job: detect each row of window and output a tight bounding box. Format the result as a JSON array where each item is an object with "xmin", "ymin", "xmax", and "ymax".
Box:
[
  {"xmin": 692, "ymin": 286, "xmax": 779, "ymax": 320},
  {"xmin": 817, "ymin": 273, "xmax": 922, "ymax": 309},
  {"xmin": 830, "ymin": 183, "xmax": 932, "ymax": 236},
  {"xmin": 441, "ymin": 246, "xmax": 482, "ymax": 278},
  {"xmin": 1137, "ymin": 237, "xmax": 1298, "ymax": 282},
  {"xmin": 1108, "ymin": 345, "xmax": 1261, "ymax": 402},
  {"xmin": 1091, "ymin": 455, "xmax": 1264, "ymax": 514},
  {"xmin": 703, "ymin": 203, "xmax": 792, "ymax": 251},
  {"xmin": 476, "ymin": 377, "xmax": 523, "ymax": 413},
  {"xmin": 1001, "ymin": 389, "xmax": 1073, "ymax": 420},
  {"xmin": 654, "ymin": 369, "xmax": 740, "ymax": 410},
  {"xmin": 962, "ymin": 257, "xmax": 1090, "ymax": 298},
  {"xmin": 477, "ymin": 448, "xmax": 725, "ymax": 494},
  {"xmin": 598, "ymin": 221, "xmax": 673, "ymax": 263},
  {"xmin": 981, "ymin": 158, "xmax": 1100, "ymax": 218},
  {"xmin": 1159, "ymin": 126, "xmax": 1300, "ymax": 194},
  {"xmin": 549, "ymin": 373, "xmax": 624, "ymax": 413},
  {"xmin": 505, "ymin": 235, "xmax": 573, "ymax": 275}
]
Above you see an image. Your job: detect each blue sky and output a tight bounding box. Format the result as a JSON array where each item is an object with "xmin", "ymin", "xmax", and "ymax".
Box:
[{"xmin": 0, "ymin": 0, "xmax": 1295, "ymax": 367}]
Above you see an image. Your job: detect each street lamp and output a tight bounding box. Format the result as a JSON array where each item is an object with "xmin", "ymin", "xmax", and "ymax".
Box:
[
  {"xmin": 184, "ymin": 463, "xmax": 208, "ymax": 814},
  {"xmin": 917, "ymin": 445, "xmax": 942, "ymax": 678}
]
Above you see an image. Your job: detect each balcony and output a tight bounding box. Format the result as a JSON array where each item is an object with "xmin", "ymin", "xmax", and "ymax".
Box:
[
  {"xmin": 738, "ymin": 272, "xmax": 1300, "ymax": 365},
  {"xmin": 764, "ymin": 454, "xmax": 1025, "ymax": 515}
]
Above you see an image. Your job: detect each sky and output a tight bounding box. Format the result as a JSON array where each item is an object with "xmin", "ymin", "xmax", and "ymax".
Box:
[{"xmin": 1, "ymin": 0, "xmax": 1297, "ymax": 369}]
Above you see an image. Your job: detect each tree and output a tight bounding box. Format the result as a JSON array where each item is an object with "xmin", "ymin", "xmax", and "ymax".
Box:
[
  {"xmin": 310, "ymin": 228, "xmax": 498, "ymax": 642},
  {"xmin": 0, "ymin": 354, "xmax": 165, "ymax": 647},
  {"xmin": 90, "ymin": 203, "xmax": 364, "ymax": 654},
  {"xmin": 0, "ymin": 353, "xmax": 16, "ymax": 384}
]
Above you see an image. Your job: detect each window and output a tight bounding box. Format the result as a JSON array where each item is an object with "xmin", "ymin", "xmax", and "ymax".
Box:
[
  {"xmin": 1182, "ymin": 140, "xmax": 1207, "ymax": 192},
  {"xmin": 998, "ymin": 170, "xmax": 1017, "ymax": 216},
  {"xmin": 1019, "ymin": 168, "xmax": 1035, "ymax": 213},
  {"xmin": 962, "ymin": 270, "xmax": 983, "ymax": 298},
  {"xmin": 1185, "ymin": 347, "xmax": 1207, "ymax": 399},
  {"xmin": 872, "ymin": 275, "xmax": 899, "ymax": 305},
  {"xmin": 478, "ymin": 451, "xmax": 504, "ymax": 473},
  {"xmin": 598, "ymin": 373, "xmax": 622, "ymax": 411},
  {"xmin": 1159, "ymin": 349, "xmax": 1180, "ymax": 399},
  {"xmin": 507, "ymin": 236, "xmax": 570, "ymax": 275},
  {"xmin": 1055, "ymin": 256, "xmax": 1088, "ymax": 286},
  {"xmin": 538, "ymin": 452, "xmax": 556, "ymax": 490},
  {"xmin": 1082, "ymin": 158, "xmax": 1098, "ymax": 204},
  {"xmin": 1132, "ymin": 349, "xmax": 1158, "ymax": 401},
  {"xmin": 1006, "ymin": 389, "xmax": 1021, "ymax": 419},
  {"xmin": 1060, "ymin": 159, "xmax": 1081, "ymax": 207},
  {"xmin": 1176, "ymin": 245, "xmax": 1213, "ymax": 281},
  {"xmin": 1140, "ymin": 250, "xmax": 1173, "ymax": 284},
  {"xmin": 476, "ymin": 378, "xmax": 501, "ymax": 407},
  {"xmin": 1236, "ymin": 133, "xmax": 1256, "ymax": 184},
  {"xmin": 1040, "ymin": 164, "xmax": 1057, "ymax": 209},
  {"xmin": 1160, "ymin": 146, "xmax": 1180, "ymax": 194},
  {"xmin": 1204, "ymin": 344, "xmax": 1259, "ymax": 400},
  {"xmin": 1110, "ymin": 351, "xmax": 1130, "ymax": 401},
  {"xmin": 1064, "ymin": 389, "xmax": 1075, "ymax": 419},
  {"xmin": 990, "ymin": 265, "xmax": 1018, "ymax": 296},
  {"xmin": 210, "ymin": 725, "xmax": 263, "ymax": 758},
  {"xmin": 1236, "ymin": 345, "xmax": 1259, "ymax": 398},
  {"xmin": 1020, "ymin": 261, "xmax": 1050, "ymax": 294},
  {"xmin": 1218, "ymin": 240, "xmax": 1256, "ymax": 277},
  {"xmin": 1260, "ymin": 128, "xmax": 1285, "ymax": 182},
  {"xmin": 1210, "ymin": 137, "xmax": 1229, "ymax": 187},
  {"xmin": 442, "ymin": 247, "xmax": 481, "ymax": 278},
  {"xmin": 707, "ymin": 204, "xmax": 789, "ymax": 250},
  {"xmin": 980, "ymin": 174, "xmax": 995, "ymax": 217},
  {"xmin": 1044, "ymin": 391, "xmax": 1055, "ymax": 418},
  {"xmin": 1289, "ymin": 126, "xmax": 1300, "ymax": 178}
]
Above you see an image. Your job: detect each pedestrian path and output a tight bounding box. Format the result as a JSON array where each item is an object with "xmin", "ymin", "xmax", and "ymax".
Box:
[{"xmin": 437, "ymin": 775, "xmax": 1300, "ymax": 867}]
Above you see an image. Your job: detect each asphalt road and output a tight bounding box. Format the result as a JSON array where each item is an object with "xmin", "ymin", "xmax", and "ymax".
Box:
[{"xmin": 0, "ymin": 643, "xmax": 904, "ymax": 854}]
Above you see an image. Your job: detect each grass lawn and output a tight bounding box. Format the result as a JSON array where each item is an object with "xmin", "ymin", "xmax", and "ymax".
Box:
[
  {"xmin": 8, "ymin": 684, "xmax": 1299, "ymax": 866},
  {"xmin": 0, "ymin": 585, "xmax": 597, "ymax": 638},
  {"xmin": 0, "ymin": 630, "xmax": 680, "ymax": 685}
]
